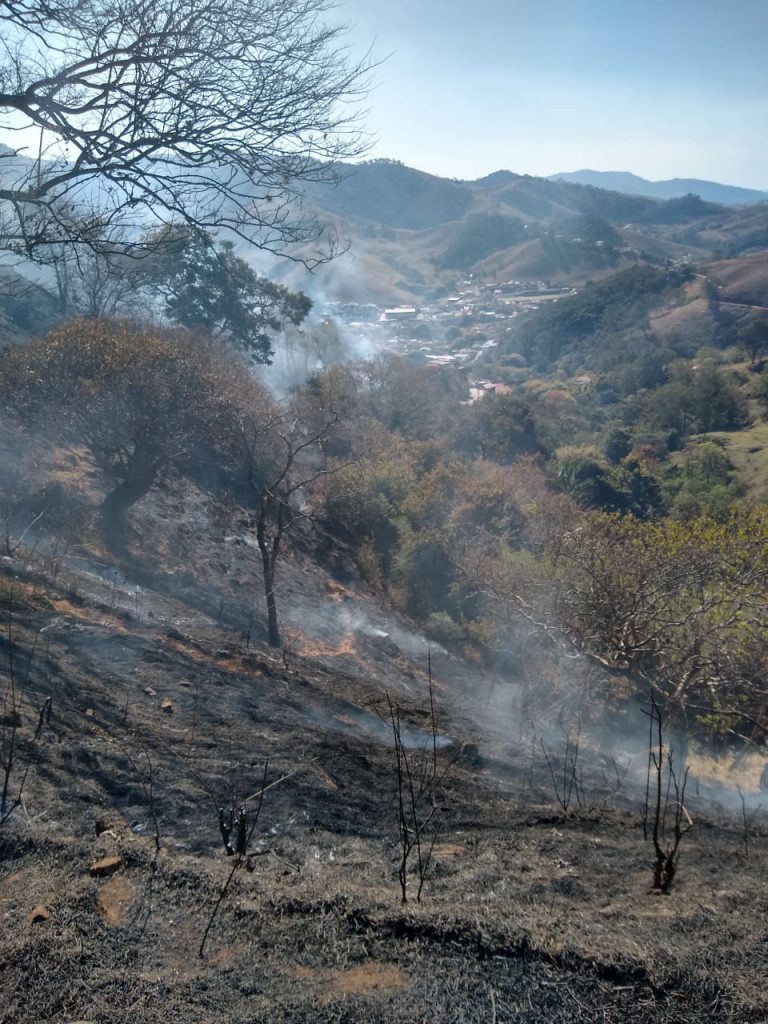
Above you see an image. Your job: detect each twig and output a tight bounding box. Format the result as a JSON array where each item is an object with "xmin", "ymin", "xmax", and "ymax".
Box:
[{"xmin": 199, "ymin": 760, "xmax": 269, "ymax": 958}]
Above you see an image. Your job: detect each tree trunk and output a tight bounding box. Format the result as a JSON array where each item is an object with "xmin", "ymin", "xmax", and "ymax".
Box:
[
  {"xmin": 99, "ymin": 449, "xmax": 159, "ymax": 554},
  {"xmin": 256, "ymin": 505, "xmax": 281, "ymax": 648},
  {"xmin": 264, "ymin": 566, "xmax": 280, "ymax": 648}
]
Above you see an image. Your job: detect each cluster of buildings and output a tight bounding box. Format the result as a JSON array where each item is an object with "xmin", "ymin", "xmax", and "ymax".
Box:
[{"xmin": 322, "ymin": 280, "xmax": 575, "ymax": 378}]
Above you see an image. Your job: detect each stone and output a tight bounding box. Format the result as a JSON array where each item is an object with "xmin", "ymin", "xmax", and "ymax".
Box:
[
  {"xmin": 97, "ymin": 875, "xmax": 136, "ymax": 925},
  {"xmin": 89, "ymin": 855, "xmax": 122, "ymax": 877},
  {"xmin": 27, "ymin": 904, "xmax": 50, "ymax": 924},
  {"xmin": 161, "ymin": 698, "xmax": 173, "ymax": 712}
]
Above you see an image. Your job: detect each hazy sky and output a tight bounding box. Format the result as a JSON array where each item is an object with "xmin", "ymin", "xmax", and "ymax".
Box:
[
  {"xmin": 341, "ymin": 0, "xmax": 768, "ymax": 187},
  {"xmin": 1, "ymin": 1, "xmax": 765, "ymax": 189}
]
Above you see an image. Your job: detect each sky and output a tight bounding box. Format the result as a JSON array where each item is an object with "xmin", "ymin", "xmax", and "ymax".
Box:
[
  {"xmin": 1, "ymin": 1, "xmax": 766, "ymax": 191},
  {"xmin": 340, "ymin": 0, "xmax": 768, "ymax": 188}
]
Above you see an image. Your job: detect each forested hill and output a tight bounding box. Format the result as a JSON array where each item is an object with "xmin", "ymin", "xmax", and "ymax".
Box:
[{"xmin": 285, "ymin": 159, "xmax": 768, "ymax": 303}]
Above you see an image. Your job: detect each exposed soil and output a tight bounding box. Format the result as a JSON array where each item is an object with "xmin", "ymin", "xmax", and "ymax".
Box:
[{"xmin": 2, "ymin": 477, "xmax": 768, "ymax": 1023}]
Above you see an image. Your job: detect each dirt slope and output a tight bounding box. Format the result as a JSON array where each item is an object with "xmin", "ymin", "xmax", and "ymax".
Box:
[{"xmin": 2, "ymin": 503, "xmax": 768, "ymax": 1024}]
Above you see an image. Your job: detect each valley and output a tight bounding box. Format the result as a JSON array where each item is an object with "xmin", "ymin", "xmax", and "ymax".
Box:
[
  {"xmin": 3, "ymin": 0, "xmax": 768, "ymax": 1018},
  {"xmin": 3, "ymin": 152, "xmax": 768, "ymax": 1024}
]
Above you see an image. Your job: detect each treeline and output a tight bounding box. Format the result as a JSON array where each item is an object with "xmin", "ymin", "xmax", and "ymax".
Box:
[
  {"xmin": 505, "ymin": 264, "xmax": 694, "ymax": 370},
  {"xmin": 3, "ymin": 297, "xmax": 768, "ymax": 744},
  {"xmin": 306, "ymin": 360, "xmax": 768, "ymax": 744}
]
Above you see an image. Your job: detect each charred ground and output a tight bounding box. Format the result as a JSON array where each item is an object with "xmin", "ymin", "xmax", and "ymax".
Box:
[{"xmin": 1, "ymin": 469, "xmax": 768, "ymax": 1024}]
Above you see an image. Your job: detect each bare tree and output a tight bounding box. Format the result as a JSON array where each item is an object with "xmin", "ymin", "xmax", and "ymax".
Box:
[
  {"xmin": 387, "ymin": 663, "xmax": 448, "ymax": 904},
  {"xmin": 46, "ymin": 220, "xmax": 142, "ymax": 317},
  {"xmin": 643, "ymin": 690, "xmax": 693, "ymax": 893},
  {"xmin": 240, "ymin": 400, "xmax": 348, "ymax": 647},
  {"xmin": 0, "ymin": 0, "xmax": 370, "ymax": 261}
]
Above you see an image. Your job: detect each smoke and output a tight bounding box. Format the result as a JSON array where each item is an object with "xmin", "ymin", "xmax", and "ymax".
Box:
[
  {"xmin": 338, "ymin": 604, "xmax": 452, "ymax": 660},
  {"xmin": 300, "ymin": 700, "xmax": 454, "ymax": 752},
  {"xmin": 238, "ymin": 234, "xmax": 392, "ymax": 396},
  {"xmin": 257, "ymin": 295, "xmax": 386, "ymax": 399},
  {"xmin": 2, "ymin": 247, "xmax": 766, "ymax": 830}
]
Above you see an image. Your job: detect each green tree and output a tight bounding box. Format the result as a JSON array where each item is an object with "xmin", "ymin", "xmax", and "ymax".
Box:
[
  {"xmin": 552, "ymin": 445, "xmax": 627, "ymax": 511},
  {"xmin": 741, "ymin": 318, "xmax": 768, "ymax": 366},
  {"xmin": 321, "ymin": 428, "xmax": 416, "ymax": 579},
  {"xmin": 153, "ymin": 232, "xmax": 311, "ymax": 363},
  {"xmin": 454, "ymin": 392, "xmax": 539, "ymax": 463},
  {"xmin": 640, "ymin": 362, "xmax": 747, "ymax": 436},
  {"xmin": 604, "ymin": 426, "xmax": 632, "ymax": 464}
]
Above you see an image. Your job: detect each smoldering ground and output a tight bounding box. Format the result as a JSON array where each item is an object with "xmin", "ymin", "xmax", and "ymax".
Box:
[
  {"xmin": 3, "ymin": 536, "xmax": 768, "ymax": 1024},
  {"xmin": 2, "ymin": 329, "xmax": 768, "ymax": 1021},
  {"xmin": 4, "ymin": 408, "xmax": 764, "ymax": 833}
]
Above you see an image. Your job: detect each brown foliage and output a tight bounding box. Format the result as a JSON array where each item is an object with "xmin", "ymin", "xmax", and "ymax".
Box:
[{"xmin": 0, "ymin": 319, "xmax": 275, "ymax": 549}]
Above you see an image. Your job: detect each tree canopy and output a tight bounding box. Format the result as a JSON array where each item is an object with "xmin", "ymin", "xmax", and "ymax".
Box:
[
  {"xmin": 157, "ymin": 233, "xmax": 312, "ymax": 363},
  {"xmin": 0, "ymin": 317, "xmax": 274, "ymax": 547}
]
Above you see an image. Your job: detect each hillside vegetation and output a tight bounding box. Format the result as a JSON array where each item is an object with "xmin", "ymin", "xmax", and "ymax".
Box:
[
  {"xmin": 2, "ymin": 318, "xmax": 768, "ymax": 1022},
  {"xmin": 3, "ymin": 162, "xmax": 768, "ymax": 1023},
  {"xmin": 273, "ymin": 160, "xmax": 768, "ymax": 303}
]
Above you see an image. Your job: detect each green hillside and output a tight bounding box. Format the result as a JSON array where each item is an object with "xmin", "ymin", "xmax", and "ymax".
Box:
[{"xmin": 283, "ymin": 161, "xmax": 768, "ymax": 303}]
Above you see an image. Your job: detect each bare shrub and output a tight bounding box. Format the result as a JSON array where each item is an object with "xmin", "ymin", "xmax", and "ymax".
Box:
[
  {"xmin": 643, "ymin": 690, "xmax": 693, "ymax": 893},
  {"xmin": 388, "ymin": 662, "xmax": 451, "ymax": 904},
  {"xmin": 199, "ymin": 762, "xmax": 269, "ymax": 957},
  {"xmin": 539, "ymin": 719, "xmax": 585, "ymax": 815}
]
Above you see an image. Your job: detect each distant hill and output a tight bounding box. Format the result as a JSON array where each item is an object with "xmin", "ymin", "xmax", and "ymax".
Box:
[
  {"xmin": 549, "ymin": 169, "xmax": 768, "ymax": 207},
  {"xmin": 286, "ymin": 161, "xmax": 735, "ymax": 301},
  {"xmin": 4, "ymin": 147, "xmax": 768, "ymax": 307},
  {"xmin": 304, "ymin": 160, "xmax": 474, "ymax": 231}
]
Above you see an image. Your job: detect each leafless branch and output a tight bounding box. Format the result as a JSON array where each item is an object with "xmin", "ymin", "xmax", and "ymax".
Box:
[{"xmin": 0, "ymin": 0, "xmax": 373, "ymax": 261}]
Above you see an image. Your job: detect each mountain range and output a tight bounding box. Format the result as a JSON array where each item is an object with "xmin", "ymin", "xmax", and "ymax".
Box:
[
  {"xmin": 548, "ymin": 170, "xmax": 768, "ymax": 207},
  {"xmin": 280, "ymin": 160, "xmax": 768, "ymax": 303},
  {"xmin": 4, "ymin": 144, "xmax": 768, "ymax": 306}
]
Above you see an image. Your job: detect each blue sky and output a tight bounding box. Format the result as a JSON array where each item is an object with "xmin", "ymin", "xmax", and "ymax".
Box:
[{"xmin": 341, "ymin": 0, "xmax": 768, "ymax": 187}]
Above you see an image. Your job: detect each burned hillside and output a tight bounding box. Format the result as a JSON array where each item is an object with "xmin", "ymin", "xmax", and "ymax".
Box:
[{"xmin": 1, "ymin": 418, "xmax": 768, "ymax": 1023}]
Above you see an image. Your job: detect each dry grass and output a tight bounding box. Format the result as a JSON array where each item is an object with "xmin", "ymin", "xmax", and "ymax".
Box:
[
  {"xmin": 705, "ymin": 421, "xmax": 768, "ymax": 502},
  {"xmin": 1, "ymin": 463, "xmax": 767, "ymax": 1023}
]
